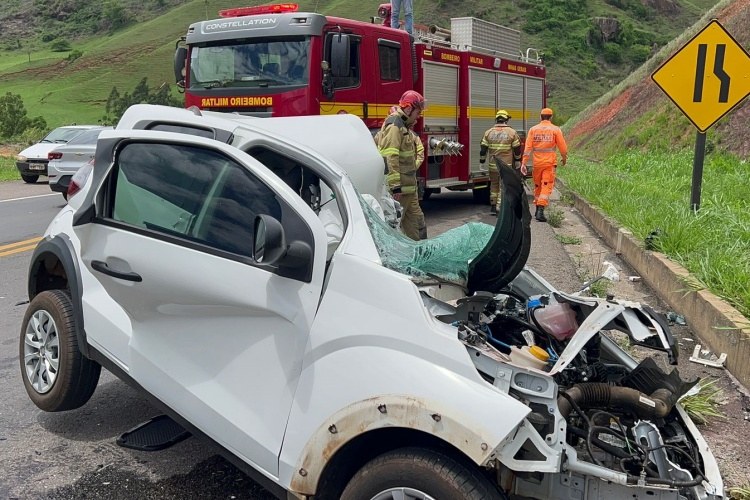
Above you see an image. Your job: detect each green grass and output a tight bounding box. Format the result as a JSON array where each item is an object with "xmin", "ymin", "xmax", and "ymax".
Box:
[
  {"xmin": 680, "ymin": 378, "xmax": 726, "ymax": 425},
  {"xmin": 0, "ymin": 155, "xmax": 19, "ymax": 181},
  {"xmin": 546, "ymin": 207, "xmax": 565, "ymax": 228},
  {"xmin": 556, "ymin": 234, "xmax": 582, "ymax": 245},
  {"xmin": 587, "ymin": 277, "xmax": 610, "ymax": 298},
  {"xmin": 559, "ymin": 150, "xmax": 750, "ymax": 317},
  {"xmin": 730, "ymin": 485, "xmax": 750, "ymax": 500}
]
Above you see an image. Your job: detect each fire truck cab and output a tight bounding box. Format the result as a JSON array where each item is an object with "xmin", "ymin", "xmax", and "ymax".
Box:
[{"xmin": 174, "ymin": 3, "xmax": 546, "ymax": 199}]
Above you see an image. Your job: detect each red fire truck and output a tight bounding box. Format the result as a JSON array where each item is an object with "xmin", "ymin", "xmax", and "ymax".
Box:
[{"xmin": 174, "ymin": 3, "xmax": 546, "ymax": 199}]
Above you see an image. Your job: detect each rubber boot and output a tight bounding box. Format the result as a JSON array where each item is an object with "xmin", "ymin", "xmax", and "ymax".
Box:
[
  {"xmin": 490, "ymin": 204, "xmax": 497, "ymax": 216},
  {"xmin": 535, "ymin": 206, "xmax": 547, "ymax": 222}
]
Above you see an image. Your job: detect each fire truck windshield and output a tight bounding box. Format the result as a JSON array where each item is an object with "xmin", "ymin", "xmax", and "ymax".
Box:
[{"xmin": 189, "ymin": 37, "xmax": 310, "ymax": 90}]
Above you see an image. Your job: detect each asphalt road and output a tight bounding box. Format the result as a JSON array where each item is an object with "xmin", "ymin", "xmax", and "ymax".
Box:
[{"xmin": 0, "ymin": 182, "xmax": 577, "ymax": 499}]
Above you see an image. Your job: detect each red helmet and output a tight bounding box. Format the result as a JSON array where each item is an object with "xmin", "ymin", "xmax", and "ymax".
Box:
[{"xmin": 399, "ymin": 90, "xmax": 426, "ymax": 111}]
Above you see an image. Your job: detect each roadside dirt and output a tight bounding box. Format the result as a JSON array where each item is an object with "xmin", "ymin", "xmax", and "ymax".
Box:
[
  {"xmin": 548, "ymin": 193, "xmax": 750, "ymax": 491},
  {"xmin": 0, "ymin": 145, "xmax": 21, "ymax": 157}
]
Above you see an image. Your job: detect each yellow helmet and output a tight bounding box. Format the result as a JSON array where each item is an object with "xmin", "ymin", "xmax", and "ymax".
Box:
[{"xmin": 495, "ymin": 109, "xmax": 511, "ymax": 121}]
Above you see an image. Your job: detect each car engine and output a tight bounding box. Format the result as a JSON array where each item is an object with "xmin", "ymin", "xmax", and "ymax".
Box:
[{"xmin": 420, "ymin": 268, "xmax": 721, "ymax": 500}]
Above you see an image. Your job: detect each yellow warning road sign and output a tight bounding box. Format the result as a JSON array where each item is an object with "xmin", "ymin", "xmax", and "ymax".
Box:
[{"xmin": 651, "ymin": 19, "xmax": 750, "ymax": 132}]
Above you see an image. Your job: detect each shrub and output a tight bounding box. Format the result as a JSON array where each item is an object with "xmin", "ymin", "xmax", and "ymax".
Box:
[
  {"xmin": 67, "ymin": 49, "xmax": 83, "ymax": 62},
  {"xmin": 50, "ymin": 39, "xmax": 72, "ymax": 52},
  {"xmin": 603, "ymin": 43, "xmax": 623, "ymax": 64}
]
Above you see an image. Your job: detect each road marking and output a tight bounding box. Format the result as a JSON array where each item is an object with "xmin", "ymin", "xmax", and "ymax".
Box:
[
  {"xmin": 0, "ymin": 193, "xmax": 59, "ymax": 203},
  {"xmin": 0, "ymin": 237, "xmax": 42, "ymax": 257}
]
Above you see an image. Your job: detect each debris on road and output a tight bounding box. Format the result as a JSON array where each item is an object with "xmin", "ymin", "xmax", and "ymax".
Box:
[
  {"xmin": 689, "ymin": 344, "xmax": 727, "ymax": 368},
  {"xmin": 666, "ymin": 311, "xmax": 687, "ymax": 325}
]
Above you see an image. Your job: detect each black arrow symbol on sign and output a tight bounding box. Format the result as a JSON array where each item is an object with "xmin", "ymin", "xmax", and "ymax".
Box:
[{"xmin": 693, "ymin": 44, "xmax": 730, "ymax": 103}]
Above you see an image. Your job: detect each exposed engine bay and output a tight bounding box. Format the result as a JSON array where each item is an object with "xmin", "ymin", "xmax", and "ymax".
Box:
[{"xmin": 419, "ymin": 268, "xmax": 723, "ymax": 500}]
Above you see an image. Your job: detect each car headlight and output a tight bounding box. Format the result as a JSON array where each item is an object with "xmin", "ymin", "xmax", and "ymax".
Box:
[{"xmin": 16, "ymin": 154, "xmax": 27, "ymax": 161}]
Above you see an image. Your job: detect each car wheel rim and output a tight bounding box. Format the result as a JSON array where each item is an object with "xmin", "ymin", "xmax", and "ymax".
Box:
[
  {"xmin": 371, "ymin": 488, "xmax": 436, "ymax": 500},
  {"xmin": 23, "ymin": 309, "xmax": 60, "ymax": 394}
]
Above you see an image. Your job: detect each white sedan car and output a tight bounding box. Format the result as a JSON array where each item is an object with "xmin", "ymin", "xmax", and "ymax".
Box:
[
  {"xmin": 15, "ymin": 125, "xmax": 102, "ymax": 183},
  {"xmin": 48, "ymin": 127, "xmax": 113, "ymax": 199},
  {"xmin": 19, "ymin": 104, "xmax": 723, "ymax": 500}
]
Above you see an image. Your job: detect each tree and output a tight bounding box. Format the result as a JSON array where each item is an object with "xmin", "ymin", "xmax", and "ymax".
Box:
[
  {"xmin": 102, "ymin": 1, "xmax": 132, "ymax": 32},
  {"xmin": 103, "ymin": 78, "xmax": 181, "ymax": 124},
  {"xmin": 0, "ymin": 92, "xmax": 30, "ymax": 138}
]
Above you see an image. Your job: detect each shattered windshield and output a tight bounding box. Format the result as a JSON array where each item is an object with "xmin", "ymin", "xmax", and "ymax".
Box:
[
  {"xmin": 360, "ymin": 195, "xmax": 494, "ymax": 285},
  {"xmin": 189, "ymin": 37, "xmax": 310, "ymax": 89}
]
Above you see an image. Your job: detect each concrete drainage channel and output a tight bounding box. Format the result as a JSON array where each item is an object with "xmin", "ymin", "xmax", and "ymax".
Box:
[{"xmin": 560, "ymin": 186, "xmax": 750, "ymax": 389}]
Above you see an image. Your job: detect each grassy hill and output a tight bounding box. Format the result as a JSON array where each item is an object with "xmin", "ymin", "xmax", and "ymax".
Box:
[{"xmin": 0, "ymin": 0, "xmax": 723, "ymax": 128}]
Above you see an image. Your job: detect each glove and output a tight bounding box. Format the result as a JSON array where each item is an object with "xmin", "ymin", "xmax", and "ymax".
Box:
[{"xmin": 520, "ymin": 164, "xmax": 528, "ymax": 176}]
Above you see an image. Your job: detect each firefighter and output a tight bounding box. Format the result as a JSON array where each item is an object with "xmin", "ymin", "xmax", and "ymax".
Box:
[
  {"xmin": 521, "ymin": 107, "xmax": 568, "ymax": 222},
  {"xmin": 376, "ymin": 90, "xmax": 427, "ymax": 240},
  {"xmin": 479, "ymin": 109, "xmax": 522, "ymax": 215}
]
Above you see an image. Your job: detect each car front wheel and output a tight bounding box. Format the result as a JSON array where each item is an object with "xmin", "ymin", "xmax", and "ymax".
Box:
[
  {"xmin": 19, "ymin": 290, "xmax": 101, "ymax": 411},
  {"xmin": 340, "ymin": 447, "xmax": 505, "ymax": 500}
]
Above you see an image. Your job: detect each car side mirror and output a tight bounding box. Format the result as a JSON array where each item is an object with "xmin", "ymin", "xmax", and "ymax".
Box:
[
  {"xmin": 254, "ymin": 214, "xmax": 286, "ymax": 264},
  {"xmin": 254, "ymin": 214, "xmax": 315, "ymax": 282}
]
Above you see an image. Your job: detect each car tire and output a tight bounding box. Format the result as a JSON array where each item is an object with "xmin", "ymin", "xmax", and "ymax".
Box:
[
  {"xmin": 340, "ymin": 447, "xmax": 505, "ymax": 500},
  {"xmin": 19, "ymin": 290, "xmax": 101, "ymax": 412},
  {"xmin": 21, "ymin": 174, "xmax": 39, "ymax": 184}
]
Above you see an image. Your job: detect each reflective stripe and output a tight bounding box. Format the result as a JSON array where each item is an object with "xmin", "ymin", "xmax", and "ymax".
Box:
[
  {"xmin": 531, "ymin": 147, "xmax": 556, "ymax": 152},
  {"xmin": 379, "ymin": 147, "xmax": 399, "ymax": 156},
  {"xmin": 401, "ymin": 185, "xmax": 417, "ymax": 194},
  {"xmin": 398, "ymin": 150, "xmax": 415, "ymax": 157}
]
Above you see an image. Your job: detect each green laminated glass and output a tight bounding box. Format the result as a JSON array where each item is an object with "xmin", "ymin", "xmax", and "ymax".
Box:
[{"xmin": 360, "ymin": 196, "xmax": 494, "ymax": 285}]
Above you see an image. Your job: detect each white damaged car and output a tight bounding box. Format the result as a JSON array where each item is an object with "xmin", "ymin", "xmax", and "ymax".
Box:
[{"xmin": 20, "ymin": 104, "xmax": 723, "ymax": 500}]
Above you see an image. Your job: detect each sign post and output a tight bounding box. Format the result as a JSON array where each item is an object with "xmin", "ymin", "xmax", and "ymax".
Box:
[
  {"xmin": 651, "ymin": 19, "xmax": 750, "ymax": 211},
  {"xmin": 690, "ymin": 132, "xmax": 706, "ymax": 212}
]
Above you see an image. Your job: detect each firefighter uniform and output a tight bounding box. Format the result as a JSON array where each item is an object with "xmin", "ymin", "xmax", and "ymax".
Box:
[
  {"xmin": 479, "ymin": 117, "xmax": 521, "ymax": 212},
  {"xmin": 522, "ymin": 109, "xmax": 568, "ymax": 220},
  {"xmin": 377, "ymin": 109, "xmax": 427, "ymax": 240}
]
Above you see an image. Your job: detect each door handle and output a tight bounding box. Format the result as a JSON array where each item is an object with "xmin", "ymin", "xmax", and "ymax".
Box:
[{"xmin": 91, "ymin": 260, "xmax": 142, "ymax": 282}]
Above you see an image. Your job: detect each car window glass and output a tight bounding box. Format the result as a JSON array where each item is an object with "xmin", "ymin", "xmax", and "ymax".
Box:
[
  {"xmin": 109, "ymin": 142, "xmax": 281, "ymax": 257},
  {"xmin": 44, "ymin": 127, "xmax": 90, "ymax": 143},
  {"xmin": 378, "ymin": 41, "xmax": 401, "ymax": 81},
  {"xmin": 66, "ymin": 128, "xmax": 107, "ymax": 145}
]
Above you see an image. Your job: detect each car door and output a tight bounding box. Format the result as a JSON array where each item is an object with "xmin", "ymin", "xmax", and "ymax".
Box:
[{"xmin": 74, "ymin": 130, "xmax": 328, "ymax": 476}]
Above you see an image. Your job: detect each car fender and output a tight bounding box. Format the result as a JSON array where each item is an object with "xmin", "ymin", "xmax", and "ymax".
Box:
[
  {"xmin": 27, "ymin": 231, "xmax": 88, "ymax": 358},
  {"xmin": 284, "ymin": 384, "xmax": 529, "ymax": 495}
]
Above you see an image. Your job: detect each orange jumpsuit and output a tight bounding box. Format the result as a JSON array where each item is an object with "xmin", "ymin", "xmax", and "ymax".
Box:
[{"xmin": 521, "ymin": 120, "xmax": 568, "ymax": 207}]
